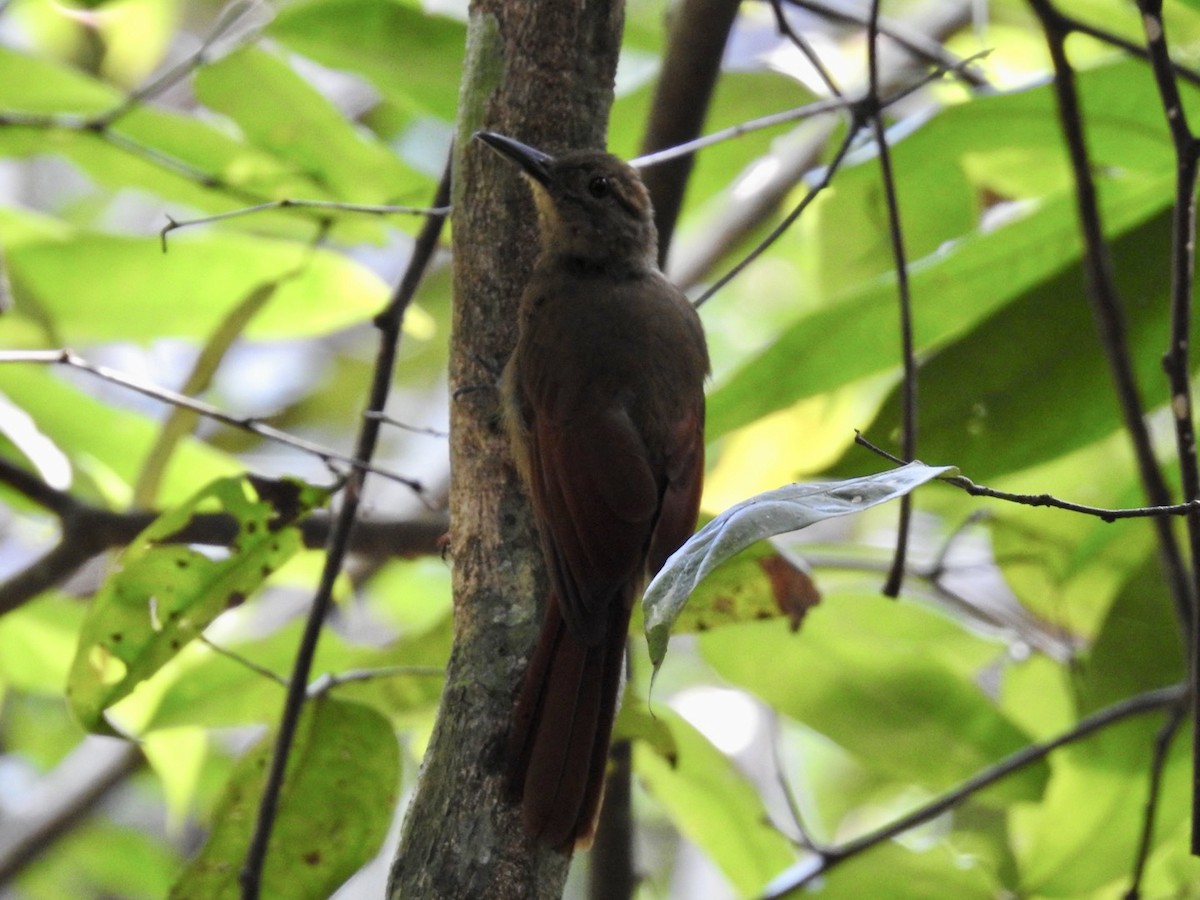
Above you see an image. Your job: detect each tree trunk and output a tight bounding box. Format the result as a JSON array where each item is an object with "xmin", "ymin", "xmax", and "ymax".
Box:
[{"xmin": 388, "ymin": 0, "xmax": 625, "ymax": 897}]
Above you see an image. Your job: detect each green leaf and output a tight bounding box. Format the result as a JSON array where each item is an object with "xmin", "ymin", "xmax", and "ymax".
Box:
[
  {"xmin": 0, "ymin": 593, "xmax": 86, "ymax": 694},
  {"xmin": 855, "ymin": 206, "xmax": 1197, "ymax": 481},
  {"xmin": 0, "ymin": 49, "xmax": 343, "ymax": 224},
  {"xmin": 170, "ymin": 697, "xmax": 400, "ymax": 899},
  {"xmin": 268, "ymin": 0, "xmax": 465, "ymax": 125},
  {"xmin": 644, "ymin": 463, "xmax": 953, "ymax": 667},
  {"xmin": 19, "ymin": 819, "xmax": 178, "ymax": 900},
  {"xmin": 636, "ymin": 710, "xmax": 795, "ymax": 895},
  {"xmin": 706, "ymin": 171, "xmax": 1172, "ymax": 441},
  {"xmin": 767, "ymin": 841, "xmax": 1002, "ymax": 899},
  {"xmin": 0, "ymin": 46, "xmax": 118, "ymax": 114},
  {"xmin": 701, "ymin": 606, "xmax": 1045, "ymax": 800},
  {"xmin": 144, "ymin": 613, "xmax": 452, "ymax": 732},
  {"xmin": 193, "ymin": 46, "xmax": 423, "ymax": 204},
  {"xmin": 1011, "ymin": 556, "xmax": 1187, "ymax": 895},
  {"xmin": 66, "ymin": 475, "xmax": 329, "ymax": 732},
  {"xmin": 4, "ymin": 224, "xmax": 390, "ymax": 342},
  {"xmin": 706, "ymin": 55, "xmax": 1193, "ymax": 441},
  {"xmin": 0, "ymin": 367, "xmax": 241, "ymax": 506}
]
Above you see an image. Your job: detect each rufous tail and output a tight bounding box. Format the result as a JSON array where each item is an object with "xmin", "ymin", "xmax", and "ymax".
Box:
[{"xmin": 506, "ymin": 594, "xmax": 629, "ymax": 850}]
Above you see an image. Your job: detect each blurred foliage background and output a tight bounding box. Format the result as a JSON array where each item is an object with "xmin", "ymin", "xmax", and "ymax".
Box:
[{"xmin": 2, "ymin": 0, "xmax": 1200, "ymax": 896}]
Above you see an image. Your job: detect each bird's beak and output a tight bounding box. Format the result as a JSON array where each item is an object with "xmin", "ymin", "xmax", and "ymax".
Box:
[{"xmin": 474, "ymin": 131, "xmax": 554, "ymax": 187}]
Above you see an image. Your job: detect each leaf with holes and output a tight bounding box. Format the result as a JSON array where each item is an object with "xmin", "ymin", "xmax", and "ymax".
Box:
[
  {"xmin": 66, "ymin": 475, "xmax": 329, "ymax": 733},
  {"xmin": 643, "ymin": 462, "xmax": 954, "ymax": 669}
]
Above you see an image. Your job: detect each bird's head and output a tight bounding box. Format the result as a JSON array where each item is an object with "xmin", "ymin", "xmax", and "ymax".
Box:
[{"xmin": 475, "ymin": 131, "xmax": 658, "ymax": 269}]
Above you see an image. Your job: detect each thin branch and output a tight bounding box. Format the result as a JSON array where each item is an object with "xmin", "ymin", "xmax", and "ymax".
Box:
[
  {"xmin": 361, "ymin": 410, "xmax": 449, "ymax": 438},
  {"xmin": 667, "ymin": 0, "xmax": 976, "ymax": 291},
  {"xmin": 0, "ymin": 455, "xmax": 77, "ymax": 516},
  {"xmin": 632, "ymin": 66, "xmax": 958, "ymax": 172},
  {"xmin": 693, "ymin": 116, "xmax": 861, "ymax": 308},
  {"xmin": 1134, "ymin": 0, "xmax": 1200, "ymax": 856},
  {"xmin": 0, "ymin": 350, "xmax": 428, "ymax": 496},
  {"xmin": 160, "ymin": 199, "xmax": 452, "ymax": 249},
  {"xmin": 637, "ymin": 0, "xmax": 742, "ymax": 261},
  {"xmin": 0, "ymin": 456, "xmax": 447, "ymax": 616},
  {"xmin": 1052, "ymin": 8, "xmax": 1200, "ymax": 89},
  {"xmin": 853, "ymin": 432, "xmax": 1200, "ymax": 521},
  {"xmin": 761, "ymin": 682, "xmax": 1189, "ymax": 898},
  {"xmin": 240, "ymin": 152, "xmax": 452, "ymax": 898},
  {"xmin": 782, "ymin": 0, "xmax": 988, "ymax": 88},
  {"xmin": 768, "ymin": 712, "xmax": 824, "ymax": 851},
  {"xmin": 199, "ymin": 635, "xmax": 289, "ymax": 687},
  {"xmin": 307, "ymin": 665, "xmax": 445, "ymax": 697},
  {"xmin": 0, "ymin": 2, "xmax": 259, "ymax": 133},
  {"xmin": 1125, "ymin": 701, "xmax": 1188, "ymax": 898},
  {"xmin": 767, "ymin": 0, "xmax": 844, "ymax": 98},
  {"xmin": 1027, "ymin": 0, "xmax": 1194, "ymax": 639},
  {"xmin": 0, "ymin": 740, "xmax": 145, "ymax": 882},
  {"xmin": 862, "ymin": 0, "xmax": 917, "ymax": 599},
  {"xmin": 91, "ymin": 0, "xmax": 262, "ymax": 129}
]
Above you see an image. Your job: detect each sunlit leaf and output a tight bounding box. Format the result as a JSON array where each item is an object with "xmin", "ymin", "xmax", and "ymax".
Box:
[
  {"xmin": 702, "ymin": 603, "xmax": 1044, "ymax": 800},
  {"xmin": 66, "ymin": 475, "xmax": 329, "ymax": 732},
  {"xmin": 636, "ymin": 710, "xmax": 795, "ymax": 895},
  {"xmin": 1011, "ymin": 557, "xmax": 1188, "ymax": 895},
  {"xmin": 706, "ymin": 173, "xmax": 1171, "ymax": 441},
  {"xmin": 268, "ymin": 0, "xmax": 465, "ymax": 124},
  {"xmin": 764, "ymin": 841, "xmax": 1001, "ymax": 900},
  {"xmin": 0, "ymin": 367, "xmax": 241, "ymax": 506},
  {"xmin": 5, "ymin": 227, "xmax": 390, "ymax": 343},
  {"xmin": 194, "ymin": 46, "xmax": 424, "ymax": 204},
  {"xmin": 170, "ymin": 698, "xmax": 400, "ymax": 899}
]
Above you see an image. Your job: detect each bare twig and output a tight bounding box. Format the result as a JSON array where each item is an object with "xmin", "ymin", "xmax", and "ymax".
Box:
[
  {"xmin": 240, "ymin": 152, "xmax": 452, "ymax": 898},
  {"xmin": 637, "ymin": 0, "xmax": 742, "ymax": 261},
  {"xmin": 767, "ymin": 0, "xmax": 843, "ymax": 97},
  {"xmin": 1051, "ymin": 7, "xmax": 1200, "ymax": 88},
  {"xmin": 160, "ymin": 200, "xmax": 452, "ymax": 249},
  {"xmin": 853, "ymin": 432, "xmax": 1200, "ymax": 521},
  {"xmin": 1133, "ymin": 0, "xmax": 1200, "ymax": 857},
  {"xmin": 0, "ymin": 455, "xmax": 447, "ymax": 615},
  {"xmin": 92, "ymin": 0, "xmax": 263, "ymax": 129},
  {"xmin": 307, "ymin": 665, "xmax": 445, "ymax": 697},
  {"xmin": 768, "ymin": 713, "xmax": 824, "ymax": 851},
  {"xmin": 199, "ymin": 636, "xmax": 289, "ymax": 687},
  {"xmin": 0, "ymin": 350, "xmax": 427, "ymax": 495},
  {"xmin": 668, "ymin": 0, "xmax": 976, "ymax": 291},
  {"xmin": 361, "ymin": 411, "xmax": 449, "ymax": 438},
  {"xmin": 761, "ymin": 683, "xmax": 1189, "ymax": 898},
  {"xmin": 682, "ymin": 51, "xmax": 974, "ymax": 310},
  {"xmin": 632, "ymin": 67, "xmax": 954, "ymax": 171},
  {"xmin": 693, "ymin": 117, "xmax": 860, "ymax": 308},
  {"xmin": 782, "ymin": 0, "xmax": 988, "ymax": 88},
  {"xmin": 1125, "ymin": 701, "xmax": 1188, "ymax": 898},
  {"xmin": 1027, "ymin": 0, "xmax": 1194, "ymax": 638},
  {"xmin": 861, "ymin": 0, "xmax": 917, "ymax": 599}
]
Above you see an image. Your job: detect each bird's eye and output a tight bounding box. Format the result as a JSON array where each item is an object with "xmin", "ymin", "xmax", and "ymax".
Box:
[{"xmin": 588, "ymin": 176, "xmax": 611, "ymax": 198}]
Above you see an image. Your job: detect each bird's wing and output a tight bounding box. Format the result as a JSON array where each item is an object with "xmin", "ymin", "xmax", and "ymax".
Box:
[
  {"xmin": 527, "ymin": 405, "xmax": 659, "ymax": 645},
  {"xmin": 646, "ymin": 407, "xmax": 705, "ymax": 577}
]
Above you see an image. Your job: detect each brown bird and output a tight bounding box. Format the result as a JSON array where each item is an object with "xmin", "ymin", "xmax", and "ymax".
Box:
[{"xmin": 475, "ymin": 131, "xmax": 709, "ymax": 850}]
